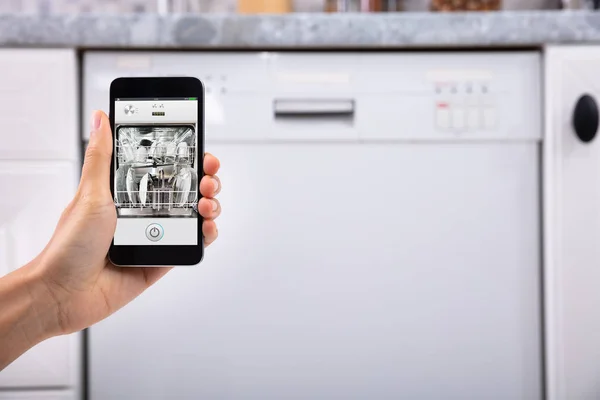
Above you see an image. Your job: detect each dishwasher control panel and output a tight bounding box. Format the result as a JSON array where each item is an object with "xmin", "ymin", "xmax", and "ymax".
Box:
[
  {"xmin": 434, "ymin": 82, "xmax": 495, "ymax": 132},
  {"xmin": 202, "ymin": 74, "xmax": 228, "ymax": 95},
  {"xmin": 83, "ymin": 52, "xmax": 541, "ymax": 143}
]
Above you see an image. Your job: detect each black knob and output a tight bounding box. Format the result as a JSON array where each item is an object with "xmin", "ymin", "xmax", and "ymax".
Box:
[{"xmin": 573, "ymin": 94, "xmax": 599, "ymax": 143}]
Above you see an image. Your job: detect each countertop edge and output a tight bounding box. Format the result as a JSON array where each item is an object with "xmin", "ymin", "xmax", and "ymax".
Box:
[{"xmin": 1, "ymin": 11, "xmax": 600, "ymax": 48}]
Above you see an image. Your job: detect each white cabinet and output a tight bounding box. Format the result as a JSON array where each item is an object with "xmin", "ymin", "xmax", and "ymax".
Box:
[
  {"xmin": 0, "ymin": 161, "xmax": 76, "ymax": 277},
  {"xmin": 0, "ymin": 392, "xmax": 76, "ymax": 400},
  {"xmin": 545, "ymin": 45, "xmax": 600, "ymax": 400},
  {"xmin": 0, "ymin": 49, "xmax": 77, "ymax": 161},
  {"xmin": 0, "ymin": 49, "xmax": 79, "ymax": 399},
  {"xmin": 0, "ymin": 161, "xmax": 79, "ymax": 389}
]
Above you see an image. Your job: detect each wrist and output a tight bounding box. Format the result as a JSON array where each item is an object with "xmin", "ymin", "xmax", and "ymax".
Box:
[
  {"xmin": 2, "ymin": 261, "xmax": 62, "ymax": 339},
  {"xmin": 22, "ymin": 261, "xmax": 66, "ymax": 338},
  {"xmin": 0, "ymin": 261, "xmax": 62, "ymax": 369}
]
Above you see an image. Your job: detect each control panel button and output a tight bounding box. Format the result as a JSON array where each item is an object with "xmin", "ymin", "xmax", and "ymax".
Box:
[
  {"xmin": 467, "ymin": 107, "xmax": 479, "ymax": 130},
  {"xmin": 451, "ymin": 107, "xmax": 465, "ymax": 130},
  {"xmin": 482, "ymin": 93, "xmax": 494, "ymax": 107},
  {"xmin": 483, "ymin": 107, "xmax": 496, "ymax": 129},
  {"xmin": 436, "ymin": 103, "xmax": 450, "ymax": 130},
  {"xmin": 145, "ymin": 223, "xmax": 164, "ymax": 242}
]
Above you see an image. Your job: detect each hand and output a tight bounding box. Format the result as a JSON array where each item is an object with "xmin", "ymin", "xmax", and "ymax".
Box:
[{"xmin": 30, "ymin": 110, "xmax": 221, "ymax": 335}]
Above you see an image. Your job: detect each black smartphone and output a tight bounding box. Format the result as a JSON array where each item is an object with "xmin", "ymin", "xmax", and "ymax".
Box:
[{"xmin": 108, "ymin": 77, "xmax": 204, "ymax": 266}]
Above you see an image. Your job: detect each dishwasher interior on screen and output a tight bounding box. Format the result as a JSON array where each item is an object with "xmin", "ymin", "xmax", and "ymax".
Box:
[
  {"xmin": 84, "ymin": 51, "xmax": 543, "ymax": 400},
  {"xmin": 114, "ymin": 125, "xmax": 198, "ymax": 217}
]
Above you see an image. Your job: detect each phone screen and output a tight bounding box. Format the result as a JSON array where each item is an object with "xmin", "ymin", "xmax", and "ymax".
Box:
[{"xmin": 113, "ymin": 97, "xmax": 199, "ymax": 246}]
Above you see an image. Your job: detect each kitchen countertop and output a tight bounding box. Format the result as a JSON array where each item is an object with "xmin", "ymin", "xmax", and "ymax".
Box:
[{"xmin": 3, "ymin": 11, "xmax": 600, "ymax": 48}]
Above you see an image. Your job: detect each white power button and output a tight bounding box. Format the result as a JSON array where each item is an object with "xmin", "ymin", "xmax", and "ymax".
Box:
[{"xmin": 145, "ymin": 223, "xmax": 164, "ymax": 242}]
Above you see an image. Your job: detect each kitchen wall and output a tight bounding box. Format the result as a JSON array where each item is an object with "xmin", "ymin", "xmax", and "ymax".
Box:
[{"xmin": 0, "ymin": 0, "xmax": 324, "ymax": 13}]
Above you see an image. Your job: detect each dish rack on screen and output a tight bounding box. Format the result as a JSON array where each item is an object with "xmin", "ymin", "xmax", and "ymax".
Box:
[{"xmin": 114, "ymin": 126, "xmax": 199, "ymax": 218}]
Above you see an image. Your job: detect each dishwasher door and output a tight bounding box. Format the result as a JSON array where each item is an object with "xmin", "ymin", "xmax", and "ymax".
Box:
[{"xmin": 85, "ymin": 51, "xmax": 542, "ymax": 400}]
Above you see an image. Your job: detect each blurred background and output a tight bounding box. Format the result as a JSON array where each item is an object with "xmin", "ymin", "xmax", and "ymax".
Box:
[
  {"xmin": 0, "ymin": 0, "xmax": 598, "ymax": 13},
  {"xmin": 3, "ymin": 1, "xmax": 600, "ymax": 400}
]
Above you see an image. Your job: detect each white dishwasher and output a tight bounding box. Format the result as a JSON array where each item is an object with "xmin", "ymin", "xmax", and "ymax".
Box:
[{"xmin": 84, "ymin": 51, "xmax": 542, "ymax": 399}]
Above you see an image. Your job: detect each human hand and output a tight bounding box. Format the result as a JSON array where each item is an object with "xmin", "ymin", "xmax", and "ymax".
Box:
[{"xmin": 30, "ymin": 110, "xmax": 221, "ymax": 335}]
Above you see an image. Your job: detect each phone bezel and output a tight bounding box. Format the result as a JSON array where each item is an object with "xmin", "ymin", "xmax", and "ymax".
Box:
[{"xmin": 108, "ymin": 77, "xmax": 204, "ymax": 266}]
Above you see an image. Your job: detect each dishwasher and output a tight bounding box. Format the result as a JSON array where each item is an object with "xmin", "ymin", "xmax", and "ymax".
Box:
[{"xmin": 83, "ymin": 51, "xmax": 542, "ymax": 399}]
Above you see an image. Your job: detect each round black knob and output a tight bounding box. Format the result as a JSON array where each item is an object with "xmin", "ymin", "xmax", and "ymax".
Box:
[{"xmin": 573, "ymin": 94, "xmax": 599, "ymax": 143}]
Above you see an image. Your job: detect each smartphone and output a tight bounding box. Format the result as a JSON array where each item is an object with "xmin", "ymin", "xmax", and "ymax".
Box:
[{"xmin": 108, "ymin": 77, "xmax": 204, "ymax": 266}]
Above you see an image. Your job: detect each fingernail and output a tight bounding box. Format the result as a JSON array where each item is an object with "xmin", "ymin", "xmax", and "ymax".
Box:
[
  {"xmin": 91, "ymin": 110, "xmax": 102, "ymax": 131},
  {"xmin": 212, "ymin": 178, "xmax": 219, "ymax": 193},
  {"xmin": 211, "ymin": 199, "xmax": 218, "ymax": 212}
]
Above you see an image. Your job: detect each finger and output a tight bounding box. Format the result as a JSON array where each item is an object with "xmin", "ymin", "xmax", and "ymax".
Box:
[
  {"xmin": 80, "ymin": 111, "xmax": 112, "ymax": 196},
  {"xmin": 200, "ymin": 175, "xmax": 220, "ymax": 198},
  {"xmin": 203, "ymin": 153, "xmax": 220, "ymax": 176},
  {"xmin": 203, "ymin": 219, "xmax": 218, "ymax": 246},
  {"xmin": 198, "ymin": 197, "xmax": 221, "ymax": 219}
]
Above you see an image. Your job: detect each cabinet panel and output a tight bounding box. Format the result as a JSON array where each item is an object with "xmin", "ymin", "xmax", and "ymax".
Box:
[
  {"xmin": 0, "ymin": 160, "xmax": 79, "ymax": 388},
  {"xmin": 0, "ymin": 49, "xmax": 77, "ymax": 161},
  {"xmin": 0, "ymin": 391, "xmax": 75, "ymax": 400},
  {"xmin": 545, "ymin": 45, "xmax": 600, "ymax": 400}
]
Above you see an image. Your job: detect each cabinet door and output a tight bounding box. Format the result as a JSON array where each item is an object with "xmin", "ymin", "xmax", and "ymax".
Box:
[
  {"xmin": 0, "ymin": 160, "xmax": 79, "ymax": 388},
  {"xmin": 0, "ymin": 49, "xmax": 77, "ymax": 161},
  {"xmin": 545, "ymin": 46, "xmax": 600, "ymax": 400},
  {"xmin": 0, "ymin": 391, "xmax": 76, "ymax": 400}
]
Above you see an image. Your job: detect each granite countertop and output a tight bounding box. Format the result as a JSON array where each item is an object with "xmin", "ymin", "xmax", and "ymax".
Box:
[{"xmin": 3, "ymin": 10, "xmax": 600, "ymax": 48}]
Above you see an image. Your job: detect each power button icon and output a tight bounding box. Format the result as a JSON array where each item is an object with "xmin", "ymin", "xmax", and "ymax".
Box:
[{"xmin": 145, "ymin": 223, "xmax": 164, "ymax": 242}]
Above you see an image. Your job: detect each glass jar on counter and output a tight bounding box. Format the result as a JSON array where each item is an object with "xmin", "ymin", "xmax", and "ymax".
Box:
[
  {"xmin": 325, "ymin": 0, "xmax": 403, "ymax": 11},
  {"xmin": 430, "ymin": 0, "xmax": 501, "ymax": 11}
]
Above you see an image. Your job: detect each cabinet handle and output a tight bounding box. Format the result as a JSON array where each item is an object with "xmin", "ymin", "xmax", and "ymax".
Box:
[
  {"xmin": 573, "ymin": 94, "xmax": 599, "ymax": 143},
  {"xmin": 274, "ymin": 99, "xmax": 355, "ymax": 118}
]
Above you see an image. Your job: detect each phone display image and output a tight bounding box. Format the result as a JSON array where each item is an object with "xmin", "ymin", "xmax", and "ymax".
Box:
[
  {"xmin": 111, "ymin": 95, "xmax": 201, "ymax": 247},
  {"xmin": 114, "ymin": 125, "xmax": 198, "ymax": 217}
]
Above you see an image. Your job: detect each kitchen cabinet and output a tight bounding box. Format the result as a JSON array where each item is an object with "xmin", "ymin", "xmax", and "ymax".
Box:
[
  {"xmin": 0, "ymin": 49, "xmax": 80, "ymax": 399},
  {"xmin": 0, "ymin": 161, "xmax": 79, "ymax": 390},
  {"xmin": 544, "ymin": 45, "xmax": 600, "ymax": 400},
  {"xmin": 0, "ymin": 392, "xmax": 76, "ymax": 400},
  {"xmin": 4, "ymin": 37, "xmax": 600, "ymax": 400},
  {"xmin": 0, "ymin": 49, "xmax": 77, "ymax": 161}
]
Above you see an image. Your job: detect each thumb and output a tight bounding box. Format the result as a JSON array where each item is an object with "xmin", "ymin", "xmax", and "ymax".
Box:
[{"xmin": 80, "ymin": 110, "xmax": 112, "ymax": 196}]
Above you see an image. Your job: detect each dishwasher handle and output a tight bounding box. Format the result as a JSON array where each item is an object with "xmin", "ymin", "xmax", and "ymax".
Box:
[{"xmin": 274, "ymin": 99, "xmax": 355, "ymax": 118}]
